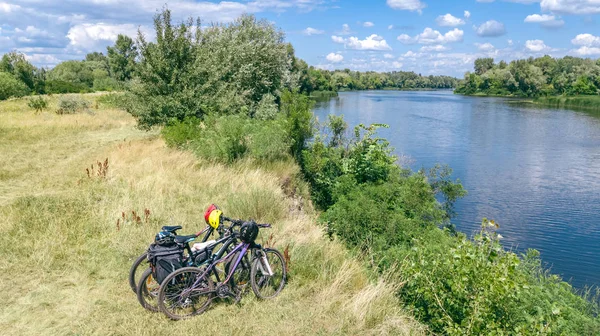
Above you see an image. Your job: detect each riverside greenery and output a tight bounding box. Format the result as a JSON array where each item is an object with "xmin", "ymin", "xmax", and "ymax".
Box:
[
  {"xmin": 6, "ymin": 7, "xmax": 600, "ymax": 334},
  {"xmin": 455, "ymin": 56, "xmax": 600, "ymax": 97}
]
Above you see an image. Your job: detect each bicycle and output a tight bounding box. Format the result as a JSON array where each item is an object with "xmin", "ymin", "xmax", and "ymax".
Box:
[
  {"xmin": 128, "ymin": 224, "xmax": 214, "ymax": 294},
  {"xmin": 136, "ymin": 217, "xmax": 252, "ymax": 312},
  {"xmin": 157, "ymin": 219, "xmax": 286, "ymax": 320}
]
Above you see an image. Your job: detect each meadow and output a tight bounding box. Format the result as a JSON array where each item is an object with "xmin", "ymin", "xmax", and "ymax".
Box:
[{"xmin": 0, "ymin": 94, "xmax": 424, "ymax": 335}]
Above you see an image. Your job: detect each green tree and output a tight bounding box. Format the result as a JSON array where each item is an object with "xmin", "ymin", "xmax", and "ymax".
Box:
[
  {"xmin": 132, "ymin": 8, "xmax": 202, "ymax": 128},
  {"xmin": 0, "ymin": 51, "xmax": 36, "ymax": 90},
  {"xmin": 107, "ymin": 35, "xmax": 138, "ymax": 81},
  {"xmin": 474, "ymin": 58, "xmax": 495, "ymax": 75},
  {"xmin": 0, "ymin": 71, "xmax": 29, "ymax": 100}
]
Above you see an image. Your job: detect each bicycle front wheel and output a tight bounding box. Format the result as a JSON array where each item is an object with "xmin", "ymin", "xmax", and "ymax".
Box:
[
  {"xmin": 157, "ymin": 267, "xmax": 214, "ymax": 320},
  {"xmin": 136, "ymin": 268, "xmax": 160, "ymax": 312},
  {"xmin": 250, "ymin": 248, "xmax": 286, "ymax": 299}
]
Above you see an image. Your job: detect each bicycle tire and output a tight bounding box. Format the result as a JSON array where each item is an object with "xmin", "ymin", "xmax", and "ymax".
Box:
[
  {"xmin": 157, "ymin": 267, "xmax": 214, "ymax": 320},
  {"xmin": 129, "ymin": 252, "xmax": 148, "ymax": 293},
  {"xmin": 250, "ymin": 248, "xmax": 287, "ymax": 299},
  {"xmin": 136, "ymin": 267, "xmax": 160, "ymax": 312}
]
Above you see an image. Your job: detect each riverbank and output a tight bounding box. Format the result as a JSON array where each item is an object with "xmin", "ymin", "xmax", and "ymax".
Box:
[
  {"xmin": 0, "ymin": 94, "xmax": 424, "ymax": 335},
  {"xmin": 534, "ymin": 95, "xmax": 600, "ymax": 111}
]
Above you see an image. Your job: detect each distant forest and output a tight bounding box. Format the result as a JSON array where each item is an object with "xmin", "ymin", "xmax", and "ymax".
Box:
[{"xmin": 456, "ymin": 56, "xmax": 600, "ymax": 97}]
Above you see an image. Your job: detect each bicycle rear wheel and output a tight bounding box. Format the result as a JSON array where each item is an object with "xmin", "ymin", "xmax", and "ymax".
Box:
[
  {"xmin": 129, "ymin": 252, "xmax": 148, "ymax": 293},
  {"xmin": 250, "ymin": 248, "xmax": 286, "ymax": 299},
  {"xmin": 136, "ymin": 268, "xmax": 160, "ymax": 312},
  {"xmin": 158, "ymin": 267, "xmax": 214, "ymax": 320}
]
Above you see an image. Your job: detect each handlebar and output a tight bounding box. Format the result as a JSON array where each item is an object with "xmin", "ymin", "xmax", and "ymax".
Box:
[{"xmin": 222, "ymin": 216, "xmax": 271, "ymax": 229}]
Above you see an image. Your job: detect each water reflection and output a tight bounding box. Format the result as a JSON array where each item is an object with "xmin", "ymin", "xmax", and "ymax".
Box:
[{"xmin": 313, "ymin": 90, "xmax": 600, "ymax": 288}]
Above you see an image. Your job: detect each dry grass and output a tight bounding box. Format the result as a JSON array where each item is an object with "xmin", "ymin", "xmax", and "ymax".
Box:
[{"xmin": 0, "ymin": 94, "xmax": 425, "ymax": 335}]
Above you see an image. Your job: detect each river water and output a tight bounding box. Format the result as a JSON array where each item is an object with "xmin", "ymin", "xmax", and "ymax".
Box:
[{"xmin": 313, "ymin": 90, "xmax": 600, "ymax": 288}]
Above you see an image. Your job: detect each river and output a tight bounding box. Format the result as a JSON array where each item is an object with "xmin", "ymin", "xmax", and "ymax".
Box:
[{"xmin": 312, "ymin": 90, "xmax": 600, "ymax": 288}]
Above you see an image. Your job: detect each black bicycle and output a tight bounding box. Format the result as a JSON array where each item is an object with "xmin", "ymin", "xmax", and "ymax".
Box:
[
  {"xmin": 157, "ymin": 219, "xmax": 286, "ymax": 320},
  {"xmin": 136, "ymin": 219, "xmax": 251, "ymax": 312},
  {"xmin": 128, "ymin": 224, "xmax": 215, "ymax": 294}
]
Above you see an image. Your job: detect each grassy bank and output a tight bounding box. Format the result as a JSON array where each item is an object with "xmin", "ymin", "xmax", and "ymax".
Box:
[
  {"xmin": 534, "ymin": 95, "xmax": 600, "ymax": 111},
  {"xmin": 0, "ymin": 94, "xmax": 424, "ymax": 335}
]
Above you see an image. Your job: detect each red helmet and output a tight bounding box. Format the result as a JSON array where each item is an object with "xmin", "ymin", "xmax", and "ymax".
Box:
[{"xmin": 204, "ymin": 204, "xmax": 219, "ymax": 224}]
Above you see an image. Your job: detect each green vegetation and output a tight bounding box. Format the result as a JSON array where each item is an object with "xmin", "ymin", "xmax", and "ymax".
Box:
[
  {"xmin": 301, "ymin": 118, "xmax": 600, "ymax": 335},
  {"xmin": 534, "ymin": 95, "xmax": 600, "ymax": 111},
  {"xmin": 3, "ymin": 7, "xmax": 600, "ymax": 335},
  {"xmin": 27, "ymin": 96, "xmax": 48, "ymax": 113},
  {"xmin": 456, "ymin": 56, "xmax": 600, "ymax": 97},
  {"xmin": 0, "ymin": 95, "xmax": 421, "ymax": 335},
  {"xmin": 295, "ymin": 63, "xmax": 458, "ymax": 93},
  {"xmin": 56, "ymin": 95, "xmax": 92, "ymax": 114}
]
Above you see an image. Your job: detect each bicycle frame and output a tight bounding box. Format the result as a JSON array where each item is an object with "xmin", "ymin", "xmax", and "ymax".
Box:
[{"xmin": 184, "ymin": 241, "xmax": 250, "ymax": 296}]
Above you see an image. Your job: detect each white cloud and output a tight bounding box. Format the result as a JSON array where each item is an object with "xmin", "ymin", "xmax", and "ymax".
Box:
[
  {"xmin": 363, "ymin": 21, "xmax": 374, "ymax": 27},
  {"xmin": 436, "ymin": 14, "xmax": 465, "ymax": 27},
  {"xmin": 326, "ymin": 52, "xmax": 344, "ymax": 63},
  {"xmin": 540, "ymin": 0, "xmax": 600, "ymax": 15},
  {"xmin": 571, "ymin": 46, "xmax": 600, "ymax": 55},
  {"xmin": 524, "ymin": 14, "xmax": 555, "ymax": 22},
  {"xmin": 475, "ymin": 20, "xmax": 506, "ymax": 37},
  {"xmin": 388, "ymin": 24, "xmax": 394, "ymax": 29},
  {"xmin": 415, "ymin": 27, "xmax": 464, "ymax": 44},
  {"xmin": 303, "ymin": 27, "xmax": 324, "ymax": 35},
  {"xmin": 508, "ymin": 39, "xmax": 514, "ymax": 46},
  {"xmin": 571, "ymin": 33, "xmax": 600, "ymax": 47},
  {"xmin": 345, "ymin": 34, "xmax": 392, "ymax": 50},
  {"xmin": 524, "ymin": 14, "xmax": 564, "ymax": 28},
  {"xmin": 392, "ymin": 61, "xmax": 403, "ymax": 68},
  {"xmin": 331, "ymin": 35, "xmax": 345, "ymax": 43},
  {"xmin": 384, "ymin": 53, "xmax": 394, "ymax": 58},
  {"xmin": 475, "ymin": 42, "xmax": 495, "ymax": 51},
  {"xmin": 420, "ymin": 45, "xmax": 449, "ymax": 52},
  {"xmin": 525, "ymin": 39, "xmax": 551, "ymax": 52},
  {"xmin": 398, "ymin": 28, "xmax": 464, "ymax": 44},
  {"xmin": 333, "ymin": 34, "xmax": 392, "ymax": 50},
  {"xmin": 402, "ymin": 50, "xmax": 419, "ymax": 58},
  {"xmin": 386, "ymin": 0, "xmax": 426, "ymax": 13},
  {"xmin": 67, "ymin": 23, "xmax": 147, "ymax": 52},
  {"xmin": 464, "ymin": 10, "xmax": 471, "ymax": 19},
  {"xmin": 0, "ymin": 2, "xmax": 21, "ymax": 13},
  {"xmin": 397, "ymin": 34, "xmax": 415, "ymax": 44},
  {"xmin": 336, "ymin": 23, "xmax": 352, "ymax": 35}
]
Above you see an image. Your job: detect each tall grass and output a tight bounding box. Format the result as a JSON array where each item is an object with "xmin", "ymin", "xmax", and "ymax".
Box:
[
  {"xmin": 534, "ymin": 95, "xmax": 600, "ymax": 111},
  {"xmin": 0, "ymin": 94, "xmax": 424, "ymax": 335}
]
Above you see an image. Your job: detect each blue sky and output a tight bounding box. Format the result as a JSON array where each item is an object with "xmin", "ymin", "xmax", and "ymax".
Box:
[{"xmin": 1, "ymin": 0, "xmax": 599, "ymax": 76}]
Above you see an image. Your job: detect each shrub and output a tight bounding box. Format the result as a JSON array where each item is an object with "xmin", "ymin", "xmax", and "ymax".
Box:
[
  {"xmin": 0, "ymin": 71, "xmax": 29, "ymax": 100},
  {"xmin": 27, "ymin": 96, "xmax": 48, "ymax": 113},
  {"xmin": 95, "ymin": 92, "xmax": 131, "ymax": 110},
  {"xmin": 56, "ymin": 96, "xmax": 91, "ymax": 114},
  {"xmin": 45, "ymin": 80, "xmax": 90, "ymax": 94},
  {"xmin": 162, "ymin": 114, "xmax": 291, "ymax": 163}
]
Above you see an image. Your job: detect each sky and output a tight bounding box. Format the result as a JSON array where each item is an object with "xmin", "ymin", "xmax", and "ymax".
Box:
[{"xmin": 1, "ymin": 0, "xmax": 600, "ymax": 77}]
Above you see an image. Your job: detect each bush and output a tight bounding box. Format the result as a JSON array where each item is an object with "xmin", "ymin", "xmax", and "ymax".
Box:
[
  {"xmin": 95, "ymin": 92, "xmax": 131, "ymax": 110},
  {"xmin": 0, "ymin": 71, "xmax": 29, "ymax": 100},
  {"xmin": 301, "ymin": 115, "xmax": 600, "ymax": 335},
  {"xmin": 45, "ymin": 80, "xmax": 90, "ymax": 94},
  {"xmin": 162, "ymin": 114, "xmax": 291, "ymax": 163},
  {"xmin": 27, "ymin": 96, "xmax": 48, "ymax": 113},
  {"xmin": 56, "ymin": 96, "xmax": 91, "ymax": 114}
]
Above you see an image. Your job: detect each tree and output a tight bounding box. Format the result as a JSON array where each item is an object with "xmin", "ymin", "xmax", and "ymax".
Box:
[
  {"xmin": 0, "ymin": 72, "xmax": 29, "ymax": 100},
  {"xmin": 107, "ymin": 35, "xmax": 138, "ymax": 81},
  {"xmin": 132, "ymin": 8, "xmax": 203, "ymax": 128},
  {"xmin": 0, "ymin": 51, "xmax": 36, "ymax": 90},
  {"xmin": 474, "ymin": 58, "xmax": 495, "ymax": 75}
]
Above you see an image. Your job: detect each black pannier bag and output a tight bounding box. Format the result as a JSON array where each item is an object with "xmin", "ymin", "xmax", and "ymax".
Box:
[{"xmin": 147, "ymin": 243, "xmax": 184, "ymax": 284}]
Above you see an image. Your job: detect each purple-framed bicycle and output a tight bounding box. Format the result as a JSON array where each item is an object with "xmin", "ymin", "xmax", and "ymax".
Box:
[{"xmin": 157, "ymin": 219, "xmax": 287, "ymax": 320}]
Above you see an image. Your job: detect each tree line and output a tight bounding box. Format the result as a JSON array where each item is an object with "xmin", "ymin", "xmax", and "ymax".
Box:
[
  {"xmin": 456, "ymin": 56, "xmax": 600, "ymax": 97},
  {"xmin": 0, "ymin": 28, "xmax": 458, "ymax": 102},
  {"xmin": 294, "ymin": 63, "xmax": 459, "ymax": 92}
]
